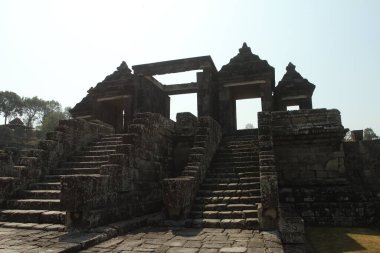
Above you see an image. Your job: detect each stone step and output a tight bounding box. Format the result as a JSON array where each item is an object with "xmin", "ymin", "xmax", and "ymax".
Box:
[
  {"xmin": 71, "ymin": 155, "xmax": 109, "ymax": 162},
  {"xmin": 197, "ymin": 189, "xmax": 261, "ymax": 197},
  {"xmin": 203, "ymin": 177, "xmax": 260, "ymax": 184},
  {"xmin": 217, "ymin": 147, "xmax": 256, "ymax": 153},
  {"xmin": 19, "ymin": 190, "xmax": 61, "ymax": 199},
  {"xmin": 208, "ymin": 166, "xmax": 260, "ymax": 174},
  {"xmin": 200, "ymin": 182, "xmax": 260, "ymax": 190},
  {"xmin": 221, "ymin": 140, "xmax": 258, "ymax": 146},
  {"xmin": 212, "ymin": 161, "xmax": 259, "ymax": 168},
  {"xmin": 222, "ymin": 136, "xmax": 257, "ymax": 142},
  {"xmin": 214, "ymin": 151, "xmax": 259, "ymax": 158},
  {"xmin": 83, "ymin": 145, "xmax": 119, "ymax": 151},
  {"xmin": 190, "ymin": 209, "xmax": 258, "ymax": 219},
  {"xmin": 62, "ymin": 161, "xmax": 108, "ymax": 168},
  {"xmin": 206, "ymin": 172, "xmax": 260, "ymax": 178},
  {"xmin": 0, "ymin": 209, "xmax": 65, "ymax": 224},
  {"xmin": 100, "ymin": 136, "xmax": 123, "ymax": 142},
  {"xmin": 213, "ymin": 156, "xmax": 259, "ymax": 163},
  {"xmin": 49, "ymin": 168, "xmax": 101, "ymax": 175},
  {"xmin": 79, "ymin": 150, "xmax": 117, "ymax": 156},
  {"xmin": 92, "ymin": 140, "xmax": 123, "ymax": 146},
  {"xmin": 7, "ymin": 199, "xmax": 61, "ymax": 211},
  {"xmin": 103, "ymin": 133, "xmax": 129, "ymax": 138},
  {"xmin": 193, "ymin": 203, "xmax": 257, "ymax": 212},
  {"xmin": 219, "ymin": 143, "xmax": 257, "ymax": 149},
  {"xmin": 29, "ymin": 182, "xmax": 61, "ymax": 190},
  {"xmin": 190, "ymin": 218, "xmax": 259, "ymax": 229},
  {"xmin": 194, "ymin": 196, "xmax": 261, "ymax": 205}
]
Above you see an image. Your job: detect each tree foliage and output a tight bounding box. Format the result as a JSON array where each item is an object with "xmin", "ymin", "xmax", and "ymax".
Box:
[
  {"xmin": 22, "ymin": 96, "xmax": 46, "ymax": 128},
  {"xmin": 42, "ymin": 100, "xmax": 62, "ymax": 120},
  {"xmin": 363, "ymin": 128, "xmax": 379, "ymax": 140},
  {"xmin": 37, "ymin": 111, "xmax": 68, "ymax": 137},
  {"xmin": 245, "ymin": 123, "xmax": 254, "ymax": 129},
  {"xmin": 0, "ymin": 91, "xmax": 23, "ymax": 124}
]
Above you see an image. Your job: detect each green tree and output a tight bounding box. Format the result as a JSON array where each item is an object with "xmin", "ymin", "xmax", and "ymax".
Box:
[
  {"xmin": 37, "ymin": 111, "xmax": 68, "ymax": 138},
  {"xmin": 42, "ymin": 100, "xmax": 62, "ymax": 120},
  {"xmin": 363, "ymin": 128, "xmax": 379, "ymax": 140},
  {"xmin": 22, "ymin": 96, "xmax": 46, "ymax": 128},
  {"xmin": 245, "ymin": 123, "xmax": 254, "ymax": 129},
  {"xmin": 0, "ymin": 91, "xmax": 23, "ymax": 124}
]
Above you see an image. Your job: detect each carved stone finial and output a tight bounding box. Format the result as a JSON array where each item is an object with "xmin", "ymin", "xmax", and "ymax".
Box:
[
  {"xmin": 239, "ymin": 42, "xmax": 252, "ymax": 54},
  {"xmin": 117, "ymin": 61, "xmax": 132, "ymax": 74},
  {"xmin": 286, "ymin": 62, "xmax": 296, "ymax": 72}
]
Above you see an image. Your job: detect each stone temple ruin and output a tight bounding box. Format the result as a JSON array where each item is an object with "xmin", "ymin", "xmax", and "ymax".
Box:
[{"xmin": 0, "ymin": 43, "xmax": 379, "ymax": 248}]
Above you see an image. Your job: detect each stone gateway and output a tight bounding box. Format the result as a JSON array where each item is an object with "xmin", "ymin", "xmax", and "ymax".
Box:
[{"xmin": 0, "ymin": 43, "xmax": 379, "ymax": 252}]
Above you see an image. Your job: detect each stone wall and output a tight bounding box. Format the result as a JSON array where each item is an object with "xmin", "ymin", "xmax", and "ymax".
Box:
[
  {"xmin": 172, "ymin": 113, "xmax": 198, "ymax": 177},
  {"xmin": 267, "ymin": 109, "xmax": 380, "ymax": 226},
  {"xmin": 280, "ymin": 186, "xmax": 379, "ymax": 226},
  {"xmin": 62, "ymin": 113, "xmax": 175, "ymax": 230},
  {"xmin": 344, "ymin": 139, "xmax": 380, "ymax": 193},
  {"xmin": 0, "ymin": 119, "xmax": 113, "ymax": 206},
  {"xmin": 271, "ymin": 109, "xmax": 347, "ymax": 185},
  {"xmin": 163, "ymin": 116, "xmax": 222, "ymax": 220},
  {"xmin": 135, "ymin": 77, "xmax": 170, "ymax": 118},
  {"xmin": 258, "ymin": 112, "xmax": 279, "ymax": 230}
]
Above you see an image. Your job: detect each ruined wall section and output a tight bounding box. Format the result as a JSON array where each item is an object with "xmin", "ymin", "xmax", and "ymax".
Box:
[
  {"xmin": 270, "ymin": 109, "xmax": 379, "ymax": 226},
  {"xmin": 0, "ymin": 119, "xmax": 113, "ymax": 206},
  {"xmin": 344, "ymin": 140, "xmax": 380, "ymax": 193},
  {"xmin": 272, "ymin": 109, "xmax": 347, "ymax": 185},
  {"xmin": 62, "ymin": 113, "xmax": 175, "ymax": 229},
  {"xmin": 163, "ymin": 116, "xmax": 222, "ymax": 220},
  {"xmin": 135, "ymin": 77, "xmax": 170, "ymax": 119}
]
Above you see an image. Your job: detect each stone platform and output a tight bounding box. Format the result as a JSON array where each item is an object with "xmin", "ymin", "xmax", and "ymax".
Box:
[
  {"xmin": 80, "ymin": 227, "xmax": 284, "ymax": 253},
  {"xmin": 0, "ymin": 225, "xmax": 284, "ymax": 253}
]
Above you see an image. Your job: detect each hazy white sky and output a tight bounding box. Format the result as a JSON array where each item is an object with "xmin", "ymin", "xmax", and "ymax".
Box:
[{"xmin": 1, "ymin": 0, "xmax": 379, "ymax": 132}]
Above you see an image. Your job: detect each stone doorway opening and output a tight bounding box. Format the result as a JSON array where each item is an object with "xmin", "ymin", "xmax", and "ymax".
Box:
[
  {"xmin": 236, "ymin": 98, "xmax": 261, "ymax": 130},
  {"xmin": 169, "ymin": 93, "xmax": 197, "ymax": 121},
  {"xmin": 287, "ymin": 105, "xmax": 300, "ymax": 111}
]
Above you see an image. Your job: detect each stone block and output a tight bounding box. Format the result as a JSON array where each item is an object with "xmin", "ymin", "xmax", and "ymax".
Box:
[
  {"xmin": 61, "ymin": 174, "xmax": 110, "ymax": 211},
  {"xmin": 163, "ymin": 177, "xmax": 195, "ymax": 219}
]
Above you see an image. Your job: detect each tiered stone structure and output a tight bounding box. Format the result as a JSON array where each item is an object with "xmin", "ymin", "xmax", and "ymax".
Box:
[{"xmin": 0, "ymin": 43, "xmax": 379, "ymax": 252}]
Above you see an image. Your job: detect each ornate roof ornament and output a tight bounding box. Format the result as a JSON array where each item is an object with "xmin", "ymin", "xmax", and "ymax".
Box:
[
  {"xmin": 219, "ymin": 42, "xmax": 273, "ymax": 78},
  {"xmin": 103, "ymin": 61, "xmax": 132, "ymax": 82},
  {"xmin": 276, "ymin": 62, "xmax": 315, "ymax": 95}
]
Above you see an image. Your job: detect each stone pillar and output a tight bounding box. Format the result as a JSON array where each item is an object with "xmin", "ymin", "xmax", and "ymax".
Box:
[
  {"xmin": 197, "ymin": 70, "xmax": 216, "ymax": 118},
  {"xmin": 299, "ymin": 98, "xmax": 313, "ymax": 110},
  {"xmin": 261, "ymin": 81, "xmax": 273, "ymax": 112},
  {"xmin": 258, "ymin": 111, "xmax": 279, "ymax": 230},
  {"xmin": 218, "ymin": 88, "xmax": 236, "ymax": 134}
]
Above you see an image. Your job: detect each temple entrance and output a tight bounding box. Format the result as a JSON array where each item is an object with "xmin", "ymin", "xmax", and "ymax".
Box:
[
  {"xmin": 169, "ymin": 93, "xmax": 197, "ymax": 121},
  {"xmin": 236, "ymin": 98, "xmax": 261, "ymax": 129}
]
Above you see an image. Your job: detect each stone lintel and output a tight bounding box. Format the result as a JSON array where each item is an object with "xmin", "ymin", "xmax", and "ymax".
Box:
[
  {"xmin": 281, "ymin": 95, "xmax": 308, "ymax": 101},
  {"xmin": 163, "ymin": 82, "xmax": 198, "ymax": 95},
  {"xmin": 97, "ymin": 95, "xmax": 131, "ymax": 102},
  {"xmin": 132, "ymin": 56, "xmax": 217, "ymax": 75},
  {"xmin": 223, "ymin": 80, "xmax": 266, "ymax": 87}
]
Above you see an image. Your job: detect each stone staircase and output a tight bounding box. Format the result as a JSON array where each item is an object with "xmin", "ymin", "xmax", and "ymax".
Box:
[
  {"xmin": 0, "ymin": 134, "xmax": 123, "ymax": 230},
  {"xmin": 190, "ymin": 130, "xmax": 261, "ymax": 229}
]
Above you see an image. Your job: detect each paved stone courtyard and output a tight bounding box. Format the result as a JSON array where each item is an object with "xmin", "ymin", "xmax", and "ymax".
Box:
[
  {"xmin": 0, "ymin": 226, "xmax": 104, "ymax": 253},
  {"xmin": 80, "ymin": 227, "xmax": 284, "ymax": 253},
  {"xmin": 0, "ymin": 226, "xmax": 284, "ymax": 253}
]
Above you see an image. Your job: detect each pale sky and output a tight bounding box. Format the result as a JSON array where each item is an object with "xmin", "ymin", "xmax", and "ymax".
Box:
[{"xmin": 1, "ymin": 0, "xmax": 379, "ymax": 133}]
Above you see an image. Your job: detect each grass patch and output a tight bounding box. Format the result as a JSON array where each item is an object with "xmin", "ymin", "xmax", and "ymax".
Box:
[{"xmin": 306, "ymin": 226, "xmax": 380, "ymax": 253}]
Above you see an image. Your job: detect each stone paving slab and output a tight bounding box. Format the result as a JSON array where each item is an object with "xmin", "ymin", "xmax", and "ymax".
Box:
[
  {"xmin": 80, "ymin": 227, "xmax": 284, "ymax": 253},
  {"xmin": 0, "ymin": 227, "xmax": 81, "ymax": 252}
]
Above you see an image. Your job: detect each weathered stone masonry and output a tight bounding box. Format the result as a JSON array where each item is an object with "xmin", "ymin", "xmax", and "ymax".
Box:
[{"xmin": 0, "ymin": 43, "xmax": 379, "ymax": 249}]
